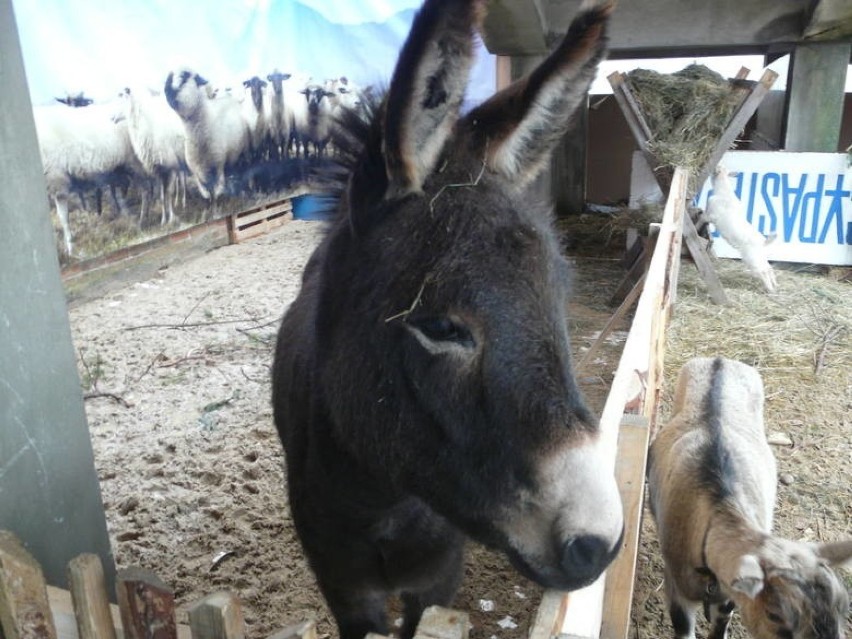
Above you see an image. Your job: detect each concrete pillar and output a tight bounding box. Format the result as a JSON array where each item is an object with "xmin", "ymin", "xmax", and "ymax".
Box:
[
  {"xmin": 784, "ymin": 42, "xmax": 851, "ymax": 151},
  {"xmin": 0, "ymin": 0, "xmax": 116, "ymax": 594}
]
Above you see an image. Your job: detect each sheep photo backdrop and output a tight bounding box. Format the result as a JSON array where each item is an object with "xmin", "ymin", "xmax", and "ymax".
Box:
[{"xmin": 14, "ymin": 0, "xmax": 496, "ymax": 262}]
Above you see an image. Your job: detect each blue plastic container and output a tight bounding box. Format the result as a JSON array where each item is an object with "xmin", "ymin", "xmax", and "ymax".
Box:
[{"xmin": 292, "ymin": 194, "xmax": 332, "ymax": 221}]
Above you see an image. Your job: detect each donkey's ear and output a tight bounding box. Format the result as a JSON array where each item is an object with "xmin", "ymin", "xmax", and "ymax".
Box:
[
  {"xmin": 382, "ymin": 0, "xmax": 485, "ymax": 199},
  {"xmin": 461, "ymin": 1, "xmax": 612, "ymax": 189}
]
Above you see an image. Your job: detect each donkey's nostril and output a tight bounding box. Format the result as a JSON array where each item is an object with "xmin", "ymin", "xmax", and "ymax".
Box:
[{"xmin": 561, "ymin": 535, "xmax": 611, "ymax": 584}]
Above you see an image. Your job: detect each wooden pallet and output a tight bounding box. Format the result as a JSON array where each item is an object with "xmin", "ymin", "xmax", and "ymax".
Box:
[{"xmin": 227, "ymin": 200, "xmax": 292, "ymax": 244}]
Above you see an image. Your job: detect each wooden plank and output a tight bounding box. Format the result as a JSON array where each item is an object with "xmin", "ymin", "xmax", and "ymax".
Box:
[
  {"xmin": 578, "ymin": 272, "xmax": 646, "ymax": 373},
  {"xmin": 46, "ymin": 586, "xmax": 193, "ymax": 639},
  {"xmin": 529, "ymin": 591, "xmax": 569, "ymax": 639},
  {"xmin": 0, "ymin": 531, "xmax": 58, "ymax": 639},
  {"xmin": 413, "ymin": 606, "xmax": 469, "ymax": 639},
  {"xmin": 233, "ymin": 202, "xmax": 292, "ymax": 228},
  {"xmin": 552, "ymin": 168, "xmax": 689, "ymax": 639},
  {"xmin": 188, "ymin": 591, "xmax": 244, "ymax": 639},
  {"xmin": 266, "ymin": 620, "xmax": 316, "ymax": 639},
  {"xmin": 115, "ymin": 567, "xmax": 177, "ymax": 639},
  {"xmin": 599, "ymin": 415, "xmax": 651, "ymax": 639},
  {"xmin": 67, "ymin": 554, "xmax": 116, "ymax": 639}
]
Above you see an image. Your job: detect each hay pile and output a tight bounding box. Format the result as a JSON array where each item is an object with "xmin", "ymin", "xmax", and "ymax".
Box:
[{"xmin": 627, "ymin": 64, "xmax": 745, "ymax": 173}]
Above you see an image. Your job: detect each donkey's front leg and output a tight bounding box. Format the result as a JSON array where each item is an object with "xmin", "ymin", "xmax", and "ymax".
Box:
[{"xmin": 322, "ymin": 586, "xmax": 388, "ymax": 639}]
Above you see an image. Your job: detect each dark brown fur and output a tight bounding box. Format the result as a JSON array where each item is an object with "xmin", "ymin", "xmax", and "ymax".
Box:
[{"xmin": 272, "ymin": 3, "xmax": 620, "ymax": 639}]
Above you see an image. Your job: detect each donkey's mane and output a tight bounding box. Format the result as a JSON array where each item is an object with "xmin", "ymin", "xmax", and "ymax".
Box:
[{"xmin": 313, "ymin": 92, "xmax": 388, "ymax": 225}]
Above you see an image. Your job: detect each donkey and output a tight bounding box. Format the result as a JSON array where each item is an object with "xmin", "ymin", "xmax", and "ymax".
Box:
[
  {"xmin": 648, "ymin": 357, "xmax": 852, "ymax": 639},
  {"xmin": 271, "ymin": 2, "xmax": 623, "ymax": 638}
]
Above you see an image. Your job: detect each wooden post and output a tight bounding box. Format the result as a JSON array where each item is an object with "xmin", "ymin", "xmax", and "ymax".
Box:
[
  {"xmin": 413, "ymin": 606, "xmax": 469, "ymax": 639},
  {"xmin": 188, "ymin": 592, "xmax": 245, "ymax": 639},
  {"xmin": 0, "ymin": 531, "xmax": 58, "ymax": 639},
  {"xmin": 115, "ymin": 567, "xmax": 177, "ymax": 639},
  {"xmin": 266, "ymin": 620, "xmax": 317, "ymax": 639},
  {"xmin": 67, "ymin": 554, "xmax": 116, "ymax": 639}
]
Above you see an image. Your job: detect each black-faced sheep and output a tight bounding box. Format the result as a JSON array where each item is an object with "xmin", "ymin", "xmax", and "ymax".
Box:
[
  {"xmin": 241, "ymin": 75, "xmax": 267, "ymax": 162},
  {"xmin": 702, "ymin": 164, "xmax": 778, "ymax": 293},
  {"xmin": 164, "ymin": 68, "xmax": 251, "ymax": 218},
  {"xmin": 120, "ymin": 87, "xmax": 188, "ymax": 226},
  {"xmin": 648, "ymin": 357, "xmax": 851, "ymax": 639},
  {"xmin": 298, "ymin": 83, "xmax": 335, "ymax": 158}
]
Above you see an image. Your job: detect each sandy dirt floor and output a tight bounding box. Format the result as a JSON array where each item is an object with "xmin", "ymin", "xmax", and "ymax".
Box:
[{"xmin": 67, "ymin": 217, "xmax": 850, "ymax": 639}]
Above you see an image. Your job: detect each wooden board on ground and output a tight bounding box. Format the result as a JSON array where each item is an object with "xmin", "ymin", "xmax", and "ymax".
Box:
[{"xmin": 227, "ymin": 200, "xmax": 292, "ymax": 244}]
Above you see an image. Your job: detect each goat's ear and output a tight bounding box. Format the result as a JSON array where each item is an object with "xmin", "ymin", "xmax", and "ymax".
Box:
[
  {"xmin": 381, "ymin": 0, "xmax": 485, "ymax": 199},
  {"xmin": 730, "ymin": 554, "xmax": 765, "ymax": 599},
  {"xmin": 813, "ymin": 540, "xmax": 852, "ymax": 569},
  {"xmin": 460, "ymin": 1, "xmax": 611, "ymax": 189}
]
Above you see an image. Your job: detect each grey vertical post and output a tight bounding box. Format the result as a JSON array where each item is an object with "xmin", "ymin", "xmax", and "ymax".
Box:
[
  {"xmin": 0, "ymin": 0, "xmax": 116, "ymax": 594},
  {"xmin": 784, "ymin": 42, "xmax": 851, "ymax": 152}
]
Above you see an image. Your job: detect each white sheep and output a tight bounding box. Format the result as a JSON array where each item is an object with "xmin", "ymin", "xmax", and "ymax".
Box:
[
  {"xmin": 34, "ymin": 100, "xmax": 143, "ymax": 255},
  {"xmin": 263, "ymin": 70, "xmax": 292, "ymax": 160},
  {"xmin": 120, "ymin": 87, "xmax": 188, "ymax": 226},
  {"xmin": 648, "ymin": 357, "xmax": 852, "ymax": 639},
  {"xmin": 702, "ymin": 164, "xmax": 778, "ymax": 293},
  {"xmin": 164, "ymin": 68, "xmax": 252, "ymax": 218}
]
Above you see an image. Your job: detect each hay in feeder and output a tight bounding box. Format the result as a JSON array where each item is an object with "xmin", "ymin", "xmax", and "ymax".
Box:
[{"xmin": 626, "ymin": 64, "xmax": 745, "ymax": 173}]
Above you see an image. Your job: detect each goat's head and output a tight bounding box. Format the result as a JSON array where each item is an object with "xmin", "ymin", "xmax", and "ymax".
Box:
[{"xmin": 734, "ymin": 539, "xmax": 852, "ymax": 639}]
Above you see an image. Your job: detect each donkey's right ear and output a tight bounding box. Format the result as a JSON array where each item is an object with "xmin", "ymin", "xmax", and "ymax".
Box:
[{"xmin": 380, "ymin": 0, "xmax": 485, "ymax": 199}]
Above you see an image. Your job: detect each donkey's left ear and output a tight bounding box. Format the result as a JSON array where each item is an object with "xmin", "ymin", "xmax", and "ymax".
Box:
[
  {"xmin": 813, "ymin": 539, "xmax": 852, "ymax": 569},
  {"xmin": 382, "ymin": 0, "xmax": 485, "ymax": 199},
  {"xmin": 461, "ymin": 0, "xmax": 612, "ymax": 189}
]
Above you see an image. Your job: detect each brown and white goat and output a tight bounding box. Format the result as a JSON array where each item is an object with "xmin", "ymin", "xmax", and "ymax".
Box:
[{"xmin": 648, "ymin": 357, "xmax": 852, "ymax": 639}]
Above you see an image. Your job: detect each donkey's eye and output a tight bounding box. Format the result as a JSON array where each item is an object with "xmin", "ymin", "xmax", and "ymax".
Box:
[{"xmin": 409, "ymin": 316, "xmax": 473, "ymax": 346}]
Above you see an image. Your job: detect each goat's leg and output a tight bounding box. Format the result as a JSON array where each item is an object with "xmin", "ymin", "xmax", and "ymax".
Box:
[
  {"xmin": 665, "ymin": 578, "xmax": 698, "ymax": 639},
  {"xmin": 706, "ymin": 600, "xmax": 735, "ymax": 639}
]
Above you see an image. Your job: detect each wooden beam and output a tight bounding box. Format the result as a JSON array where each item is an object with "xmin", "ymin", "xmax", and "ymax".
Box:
[
  {"xmin": 599, "ymin": 415, "xmax": 651, "ymax": 639},
  {"xmin": 188, "ymin": 592, "xmax": 245, "ymax": 639},
  {"xmin": 115, "ymin": 567, "xmax": 177, "ymax": 639},
  {"xmin": 0, "ymin": 531, "xmax": 58, "ymax": 639},
  {"xmin": 67, "ymin": 554, "xmax": 116, "ymax": 639},
  {"xmin": 548, "ymin": 168, "xmax": 688, "ymax": 639},
  {"xmin": 413, "ymin": 606, "xmax": 469, "ymax": 639}
]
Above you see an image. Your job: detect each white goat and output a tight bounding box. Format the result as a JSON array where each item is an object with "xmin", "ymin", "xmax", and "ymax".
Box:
[
  {"xmin": 648, "ymin": 357, "xmax": 852, "ymax": 639},
  {"xmin": 703, "ymin": 164, "xmax": 778, "ymax": 293},
  {"xmin": 164, "ymin": 68, "xmax": 251, "ymax": 218},
  {"xmin": 34, "ymin": 100, "xmax": 141, "ymax": 256},
  {"xmin": 121, "ymin": 87, "xmax": 188, "ymax": 226}
]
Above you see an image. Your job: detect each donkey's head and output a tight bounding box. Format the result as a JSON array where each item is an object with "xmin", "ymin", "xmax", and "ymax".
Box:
[{"xmin": 314, "ymin": 0, "xmax": 622, "ymax": 591}]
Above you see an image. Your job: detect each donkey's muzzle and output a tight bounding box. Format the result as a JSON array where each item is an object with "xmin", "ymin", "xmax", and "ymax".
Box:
[{"xmin": 560, "ymin": 528, "xmax": 624, "ymax": 589}]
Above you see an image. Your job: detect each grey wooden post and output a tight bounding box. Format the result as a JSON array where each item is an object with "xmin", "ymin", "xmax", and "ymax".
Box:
[{"xmin": 0, "ymin": 0, "xmax": 116, "ymax": 595}]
